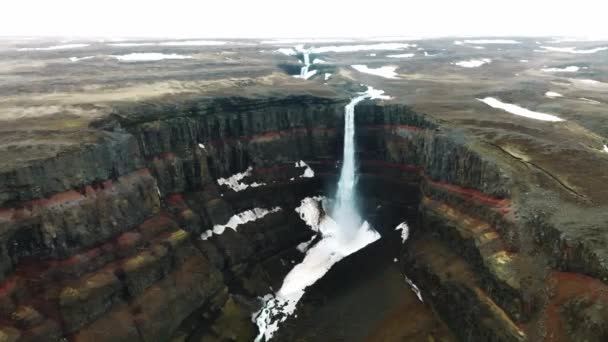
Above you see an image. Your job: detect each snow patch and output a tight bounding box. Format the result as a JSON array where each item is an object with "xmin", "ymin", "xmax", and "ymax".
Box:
[
  {"xmin": 198, "ymin": 143, "xmax": 206, "ymax": 149},
  {"xmin": 603, "ymin": 145, "xmax": 608, "ymax": 153},
  {"xmin": 311, "ymin": 43, "xmax": 414, "ymax": 54},
  {"xmin": 295, "ymin": 160, "xmax": 315, "ymax": 178},
  {"xmin": 542, "ymin": 66, "xmax": 585, "ymax": 73},
  {"xmin": 520, "ymin": 59, "xmax": 529, "ymax": 63},
  {"xmin": 477, "ymin": 97, "xmax": 564, "ymax": 122},
  {"xmin": 395, "ymin": 222, "xmax": 409, "ymax": 243},
  {"xmin": 262, "ymin": 38, "xmax": 354, "ymax": 44},
  {"xmin": 110, "ymin": 53, "xmax": 192, "ymax": 61},
  {"xmin": 158, "ymin": 40, "xmax": 228, "ymax": 46},
  {"xmin": 18, "ymin": 44, "xmax": 89, "ymax": 51},
  {"xmin": 463, "ymin": 39, "xmax": 520, "ymax": 44},
  {"xmin": 296, "ymin": 235, "xmax": 317, "ymax": 253},
  {"xmin": 538, "ymin": 46, "xmax": 608, "ymax": 54},
  {"xmin": 68, "ymin": 56, "xmax": 95, "ymax": 62},
  {"xmin": 203, "ymin": 207, "xmax": 282, "ymax": 238},
  {"xmin": 579, "ymin": 97, "xmax": 601, "ymax": 105},
  {"xmin": 387, "ymin": 53, "xmax": 415, "ymax": 58},
  {"xmin": 351, "ymin": 65, "xmax": 398, "ymax": 79},
  {"xmin": 312, "ymin": 58, "xmax": 327, "ymax": 64},
  {"xmin": 453, "ymin": 58, "xmax": 491, "ymax": 68},
  {"xmin": 324, "ymin": 73, "xmax": 332, "ymax": 81},
  {"xmin": 405, "ymin": 276, "xmax": 424, "ymax": 302},
  {"xmin": 276, "ymin": 48, "xmax": 296, "ymax": 56},
  {"xmin": 545, "ymin": 91, "xmax": 563, "ymax": 98},
  {"xmin": 217, "ymin": 167, "xmax": 266, "ymax": 192}
]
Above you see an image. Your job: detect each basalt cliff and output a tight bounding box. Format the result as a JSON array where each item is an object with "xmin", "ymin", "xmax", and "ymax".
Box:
[{"xmin": 2, "ymin": 37, "xmax": 608, "ymax": 342}]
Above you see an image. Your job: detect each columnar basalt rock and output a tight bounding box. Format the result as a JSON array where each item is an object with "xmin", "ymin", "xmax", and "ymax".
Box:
[{"xmin": 0, "ymin": 95, "xmax": 607, "ymax": 341}]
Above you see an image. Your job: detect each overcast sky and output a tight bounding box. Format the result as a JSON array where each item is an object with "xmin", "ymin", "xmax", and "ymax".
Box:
[{"xmin": 2, "ymin": 0, "xmax": 608, "ymax": 39}]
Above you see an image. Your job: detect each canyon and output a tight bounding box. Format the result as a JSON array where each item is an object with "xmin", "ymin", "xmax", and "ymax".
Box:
[{"xmin": 1, "ymin": 37, "xmax": 608, "ymax": 341}]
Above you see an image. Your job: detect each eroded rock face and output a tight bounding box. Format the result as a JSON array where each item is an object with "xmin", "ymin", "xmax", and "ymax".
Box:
[{"xmin": 0, "ymin": 95, "xmax": 606, "ymax": 341}]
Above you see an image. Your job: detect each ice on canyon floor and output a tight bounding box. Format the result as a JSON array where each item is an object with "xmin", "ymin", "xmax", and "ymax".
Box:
[
  {"xmin": 253, "ymin": 197, "xmax": 381, "ymax": 341},
  {"xmin": 463, "ymin": 39, "xmax": 520, "ymax": 44},
  {"xmin": 395, "ymin": 222, "xmax": 410, "ymax": 243},
  {"xmin": 18, "ymin": 44, "xmax": 89, "ymax": 51},
  {"xmin": 538, "ymin": 46, "xmax": 608, "ymax": 54},
  {"xmin": 545, "ymin": 91, "xmax": 563, "ymax": 98},
  {"xmin": 201, "ymin": 207, "xmax": 282, "ymax": 240},
  {"xmin": 542, "ymin": 66, "xmax": 585, "ymax": 72},
  {"xmin": 351, "ymin": 65, "xmax": 398, "ymax": 79},
  {"xmin": 405, "ymin": 276, "xmax": 424, "ymax": 302},
  {"xmin": 110, "ymin": 53, "xmax": 192, "ymax": 61},
  {"xmin": 387, "ymin": 53, "xmax": 415, "ymax": 58},
  {"xmin": 296, "ymin": 235, "xmax": 317, "ymax": 253},
  {"xmin": 217, "ymin": 166, "xmax": 266, "ymax": 192},
  {"xmin": 68, "ymin": 56, "xmax": 95, "ymax": 62},
  {"xmin": 477, "ymin": 97, "xmax": 564, "ymax": 122},
  {"xmin": 324, "ymin": 73, "xmax": 332, "ymax": 81},
  {"xmin": 295, "ymin": 160, "xmax": 315, "ymax": 178},
  {"xmin": 452, "ymin": 58, "xmax": 491, "ymax": 68}
]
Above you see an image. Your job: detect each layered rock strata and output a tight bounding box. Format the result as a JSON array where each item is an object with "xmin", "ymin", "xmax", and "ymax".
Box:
[{"xmin": 0, "ymin": 96, "xmax": 606, "ymax": 341}]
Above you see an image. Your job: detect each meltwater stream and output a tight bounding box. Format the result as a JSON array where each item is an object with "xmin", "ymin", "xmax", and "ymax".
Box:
[{"xmin": 253, "ymin": 86, "xmax": 391, "ymax": 341}]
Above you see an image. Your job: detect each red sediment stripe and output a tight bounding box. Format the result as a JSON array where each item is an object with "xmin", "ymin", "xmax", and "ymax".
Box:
[
  {"xmin": 544, "ymin": 272, "xmax": 608, "ymax": 342},
  {"xmin": 359, "ymin": 160, "xmax": 508, "ymax": 209},
  {"xmin": 206, "ymin": 126, "xmax": 337, "ymax": 146},
  {"xmin": 424, "ymin": 178, "xmax": 508, "ymax": 208},
  {"xmin": 361, "ymin": 160, "xmax": 423, "ymax": 173},
  {"xmin": 0, "ymin": 168, "xmax": 152, "ymax": 223},
  {"xmin": 166, "ymin": 193, "xmax": 185, "ymax": 205},
  {"xmin": 362, "ymin": 124, "xmax": 423, "ymax": 132},
  {"xmin": 0, "ymin": 275, "xmax": 19, "ymax": 297}
]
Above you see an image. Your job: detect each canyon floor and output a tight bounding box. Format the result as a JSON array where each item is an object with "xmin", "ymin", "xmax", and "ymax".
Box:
[{"xmin": 1, "ymin": 37, "xmax": 608, "ymax": 341}]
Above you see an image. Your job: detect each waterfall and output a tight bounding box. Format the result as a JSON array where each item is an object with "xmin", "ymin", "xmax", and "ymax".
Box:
[
  {"xmin": 252, "ymin": 86, "xmax": 390, "ymax": 341},
  {"xmin": 295, "ymin": 49, "xmax": 317, "ymax": 80},
  {"xmin": 332, "ymin": 87, "xmax": 391, "ymax": 230},
  {"xmin": 300, "ymin": 52, "xmax": 310, "ymax": 78},
  {"xmin": 335, "ymin": 93, "xmax": 367, "ymax": 204}
]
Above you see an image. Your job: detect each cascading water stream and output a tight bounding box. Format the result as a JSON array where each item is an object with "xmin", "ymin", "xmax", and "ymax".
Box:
[
  {"xmin": 253, "ymin": 86, "xmax": 390, "ymax": 341},
  {"xmin": 300, "ymin": 52, "xmax": 311, "ymax": 78}
]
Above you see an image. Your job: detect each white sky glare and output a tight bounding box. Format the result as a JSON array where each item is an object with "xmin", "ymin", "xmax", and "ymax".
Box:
[{"xmin": 2, "ymin": 0, "xmax": 608, "ymax": 38}]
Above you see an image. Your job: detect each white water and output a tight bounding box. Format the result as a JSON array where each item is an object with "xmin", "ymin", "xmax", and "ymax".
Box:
[
  {"xmin": 294, "ymin": 50, "xmax": 317, "ymax": 80},
  {"xmin": 252, "ymin": 86, "xmax": 390, "ymax": 341}
]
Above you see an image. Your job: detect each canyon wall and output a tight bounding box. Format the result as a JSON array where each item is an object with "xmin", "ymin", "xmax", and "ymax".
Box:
[{"xmin": 1, "ymin": 96, "xmax": 606, "ymax": 341}]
